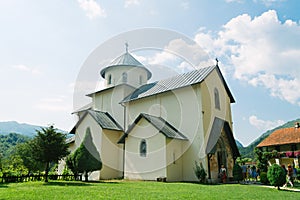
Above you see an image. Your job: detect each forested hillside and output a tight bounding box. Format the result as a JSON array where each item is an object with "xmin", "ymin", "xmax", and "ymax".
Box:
[{"xmin": 0, "ymin": 133, "xmax": 30, "ymax": 158}]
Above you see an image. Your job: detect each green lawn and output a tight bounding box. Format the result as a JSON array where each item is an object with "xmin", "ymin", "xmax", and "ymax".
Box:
[{"xmin": 0, "ymin": 181, "xmax": 299, "ymax": 200}]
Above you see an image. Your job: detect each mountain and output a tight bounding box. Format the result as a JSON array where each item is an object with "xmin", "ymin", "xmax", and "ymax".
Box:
[
  {"xmin": 0, "ymin": 121, "xmax": 67, "ymax": 137},
  {"xmin": 238, "ymin": 118, "xmax": 300, "ymax": 159},
  {"xmin": 235, "ymin": 140, "xmax": 244, "ymax": 148}
]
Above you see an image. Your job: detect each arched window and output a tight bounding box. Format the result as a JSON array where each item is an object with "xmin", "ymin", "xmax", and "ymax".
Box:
[
  {"xmin": 139, "ymin": 75, "xmax": 143, "ymax": 84},
  {"xmin": 108, "ymin": 74, "xmax": 112, "ymax": 84},
  {"xmin": 122, "ymin": 72, "xmax": 127, "ymax": 83},
  {"xmin": 140, "ymin": 139, "xmax": 147, "ymax": 157},
  {"xmin": 214, "ymin": 88, "xmax": 220, "ymax": 110}
]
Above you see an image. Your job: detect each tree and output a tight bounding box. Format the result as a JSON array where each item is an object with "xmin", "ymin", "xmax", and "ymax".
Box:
[
  {"xmin": 232, "ymin": 163, "xmax": 243, "ymax": 183},
  {"xmin": 31, "ymin": 125, "xmax": 69, "ymax": 182},
  {"xmin": 66, "ymin": 153, "xmax": 79, "ymax": 180},
  {"xmin": 67, "ymin": 128, "xmax": 102, "ymax": 182},
  {"xmin": 15, "ymin": 141, "xmax": 44, "ymax": 173},
  {"xmin": 267, "ymin": 164, "xmax": 286, "ymax": 190}
]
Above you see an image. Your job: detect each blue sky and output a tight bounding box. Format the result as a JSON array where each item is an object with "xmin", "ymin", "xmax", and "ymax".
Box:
[{"xmin": 0, "ymin": 0, "xmax": 300, "ymax": 146}]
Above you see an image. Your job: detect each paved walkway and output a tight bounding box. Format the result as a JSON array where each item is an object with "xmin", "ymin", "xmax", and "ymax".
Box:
[{"xmin": 240, "ymin": 180, "xmax": 300, "ymax": 192}]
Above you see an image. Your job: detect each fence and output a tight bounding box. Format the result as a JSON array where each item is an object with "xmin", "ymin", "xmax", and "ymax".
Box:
[{"xmin": 0, "ymin": 174, "xmax": 82, "ymax": 183}]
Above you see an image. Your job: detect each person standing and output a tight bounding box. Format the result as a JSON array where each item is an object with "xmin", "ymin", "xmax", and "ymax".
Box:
[
  {"xmin": 241, "ymin": 163, "xmax": 247, "ymax": 182},
  {"xmin": 246, "ymin": 165, "xmax": 252, "ymax": 182},
  {"xmin": 220, "ymin": 165, "xmax": 227, "ymax": 183},
  {"xmin": 251, "ymin": 165, "xmax": 257, "ymax": 181},
  {"xmin": 283, "ymin": 164, "xmax": 293, "ymax": 187}
]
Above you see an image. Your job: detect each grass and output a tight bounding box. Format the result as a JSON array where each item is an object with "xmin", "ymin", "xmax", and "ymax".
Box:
[{"xmin": 0, "ymin": 181, "xmax": 300, "ymax": 200}]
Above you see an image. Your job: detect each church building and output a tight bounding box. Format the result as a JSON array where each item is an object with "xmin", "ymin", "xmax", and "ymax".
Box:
[{"xmin": 64, "ymin": 47, "xmax": 240, "ymax": 182}]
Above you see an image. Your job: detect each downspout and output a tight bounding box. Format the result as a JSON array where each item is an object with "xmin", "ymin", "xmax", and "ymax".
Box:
[{"xmin": 121, "ymin": 102, "xmax": 126, "ymax": 179}]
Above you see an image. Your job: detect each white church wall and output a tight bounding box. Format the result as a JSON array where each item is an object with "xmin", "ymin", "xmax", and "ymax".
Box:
[
  {"xmin": 101, "ymin": 129, "xmax": 124, "ymax": 179},
  {"xmin": 125, "ymin": 84, "xmax": 205, "ymax": 182},
  {"xmin": 124, "ymin": 118, "xmax": 167, "ymax": 180},
  {"xmin": 166, "ymin": 139, "xmax": 184, "ymax": 181},
  {"xmin": 93, "ymin": 85, "xmax": 134, "ymax": 128}
]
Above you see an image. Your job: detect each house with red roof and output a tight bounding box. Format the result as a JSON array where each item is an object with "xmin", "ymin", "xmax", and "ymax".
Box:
[{"xmin": 257, "ymin": 122, "xmax": 300, "ymax": 167}]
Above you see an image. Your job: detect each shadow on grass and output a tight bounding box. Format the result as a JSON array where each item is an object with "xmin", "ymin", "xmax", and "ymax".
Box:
[
  {"xmin": 43, "ymin": 180, "xmax": 121, "ymax": 187},
  {"xmin": 0, "ymin": 184, "xmax": 8, "ymax": 188}
]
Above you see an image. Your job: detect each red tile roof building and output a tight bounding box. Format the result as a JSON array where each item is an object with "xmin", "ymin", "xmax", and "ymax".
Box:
[
  {"xmin": 257, "ymin": 127, "xmax": 300, "ymax": 147},
  {"xmin": 257, "ymin": 124, "xmax": 300, "ymax": 167}
]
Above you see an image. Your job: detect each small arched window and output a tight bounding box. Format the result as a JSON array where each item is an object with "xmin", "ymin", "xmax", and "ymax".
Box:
[
  {"xmin": 140, "ymin": 139, "xmax": 147, "ymax": 157},
  {"xmin": 139, "ymin": 75, "xmax": 143, "ymax": 85},
  {"xmin": 122, "ymin": 72, "xmax": 127, "ymax": 83},
  {"xmin": 108, "ymin": 74, "xmax": 112, "ymax": 84},
  {"xmin": 214, "ymin": 88, "xmax": 220, "ymax": 110}
]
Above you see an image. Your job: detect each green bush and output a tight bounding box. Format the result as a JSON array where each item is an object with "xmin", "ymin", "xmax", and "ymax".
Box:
[
  {"xmin": 194, "ymin": 161, "xmax": 207, "ymax": 183},
  {"xmin": 260, "ymin": 172, "xmax": 269, "ymax": 185},
  {"xmin": 267, "ymin": 164, "xmax": 286, "ymax": 190},
  {"xmin": 232, "ymin": 163, "xmax": 243, "ymax": 182}
]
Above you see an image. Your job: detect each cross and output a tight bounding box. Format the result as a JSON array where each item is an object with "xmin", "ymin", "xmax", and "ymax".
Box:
[
  {"xmin": 215, "ymin": 58, "xmax": 219, "ymax": 66},
  {"xmin": 125, "ymin": 42, "xmax": 128, "ymax": 53}
]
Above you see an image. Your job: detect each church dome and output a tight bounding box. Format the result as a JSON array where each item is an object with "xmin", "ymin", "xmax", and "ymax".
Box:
[
  {"xmin": 100, "ymin": 52, "xmax": 152, "ymax": 79},
  {"xmin": 100, "ymin": 45, "xmax": 152, "ymax": 88}
]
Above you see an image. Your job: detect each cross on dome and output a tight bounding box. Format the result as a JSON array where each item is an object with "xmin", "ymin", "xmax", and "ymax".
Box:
[{"xmin": 125, "ymin": 42, "xmax": 129, "ymax": 53}]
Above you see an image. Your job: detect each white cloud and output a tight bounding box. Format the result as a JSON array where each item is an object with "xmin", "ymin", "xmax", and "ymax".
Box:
[
  {"xmin": 225, "ymin": 0, "xmax": 244, "ymax": 3},
  {"xmin": 249, "ymin": 115, "xmax": 284, "ymax": 131},
  {"xmin": 149, "ymin": 38, "xmax": 211, "ymax": 69},
  {"xmin": 78, "ymin": 0, "xmax": 106, "ymax": 19},
  {"xmin": 12, "ymin": 64, "xmax": 41, "ymax": 75},
  {"xmin": 194, "ymin": 10, "xmax": 300, "ymax": 105},
  {"xmin": 180, "ymin": 1, "xmax": 189, "ymax": 10},
  {"xmin": 124, "ymin": 0, "xmax": 141, "ymax": 8},
  {"xmin": 256, "ymin": 0, "xmax": 287, "ymax": 7}
]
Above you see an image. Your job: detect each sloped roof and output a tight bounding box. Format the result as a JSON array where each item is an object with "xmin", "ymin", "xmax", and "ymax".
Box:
[
  {"xmin": 66, "ymin": 135, "xmax": 75, "ymax": 144},
  {"xmin": 72, "ymin": 102, "xmax": 92, "ymax": 114},
  {"xmin": 257, "ymin": 127, "xmax": 300, "ymax": 147},
  {"xmin": 205, "ymin": 117, "xmax": 240, "ymax": 159},
  {"xmin": 70, "ymin": 110, "xmax": 123, "ymax": 134},
  {"xmin": 86, "ymin": 83, "xmax": 136, "ymax": 97},
  {"xmin": 109, "ymin": 52, "xmax": 144, "ymax": 67},
  {"xmin": 118, "ymin": 113, "xmax": 188, "ymax": 143},
  {"xmin": 100, "ymin": 52, "xmax": 152, "ymax": 79},
  {"xmin": 121, "ymin": 65, "xmax": 235, "ymax": 103}
]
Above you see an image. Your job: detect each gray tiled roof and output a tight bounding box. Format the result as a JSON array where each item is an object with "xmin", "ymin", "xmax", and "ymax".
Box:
[
  {"xmin": 100, "ymin": 52, "xmax": 152, "ymax": 79},
  {"xmin": 72, "ymin": 102, "xmax": 92, "ymax": 114},
  {"xmin": 88, "ymin": 110, "xmax": 123, "ymax": 131},
  {"xmin": 122, "ymin": 65, "xmax": 233, "ymax": 103},
  {"xmin": 109, "ymin": 52, "xmax": 144, "ymax": 67},
  {"xmin": 118, "ymin": 113, "xmax": 188, "ymax": 143},
  {"xmin": 141, "ymin": 113, "xmax": 188, "ymax": 140},
  {"xmin": 70, "ymin": 110, "xmax": 123, "ymax": 134},
  {"xmin": 205, "ymin": 117, "xmax": 240, "ymax": 158}
]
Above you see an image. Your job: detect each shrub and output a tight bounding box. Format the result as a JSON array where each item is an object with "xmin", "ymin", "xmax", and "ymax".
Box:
[
  {"xmin": 232, "ymin": 163, "xmax": 243, "ymax": 182},
  {"xmin": 260, "ymin": 172, "xmax": 269, "ymax": 185},
  {"xmin": 194, "ymin": 161, "xmax": 207, "ymax": 183},
  {"xmin": 267, "ymin": 164, "xmax": 286, "ymax": 190},
  {"xmin": 297, "ymin": 168, "xmax": 300, "ymax": 180}
]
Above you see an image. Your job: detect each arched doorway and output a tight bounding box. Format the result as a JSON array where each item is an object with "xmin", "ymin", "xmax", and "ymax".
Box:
[{"xmin": 216, "ymin": 137, "xmax": 227, "ymax": 172}]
